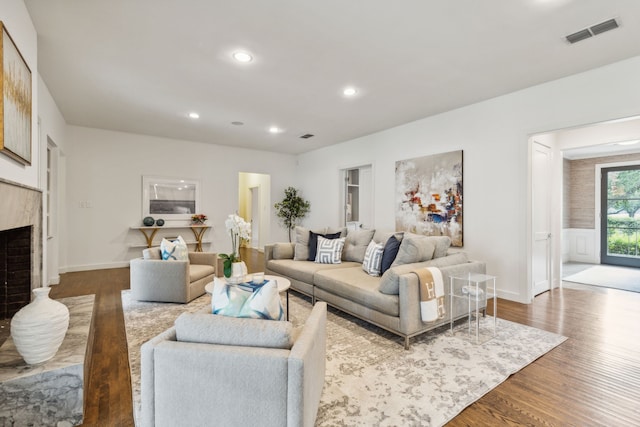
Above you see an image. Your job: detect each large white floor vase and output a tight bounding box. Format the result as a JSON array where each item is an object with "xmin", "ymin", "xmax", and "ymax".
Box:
[{"xmin": 10, "ymin": 287, "xmax": 70, "ymax": 365}]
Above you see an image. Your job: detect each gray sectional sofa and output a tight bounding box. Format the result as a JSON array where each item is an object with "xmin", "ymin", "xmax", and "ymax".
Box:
[{"xmin": 265, "ymin": 227, "xmax": 486, "ymax": 348}]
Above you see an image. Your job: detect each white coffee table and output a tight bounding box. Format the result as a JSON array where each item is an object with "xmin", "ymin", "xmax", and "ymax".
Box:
[{"xmin": 205, "ymin": 274, "xmax": 292, "ymax": 320}]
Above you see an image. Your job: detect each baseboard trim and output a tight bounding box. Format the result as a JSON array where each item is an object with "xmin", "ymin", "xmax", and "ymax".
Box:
[{"xmin": 61, "ymin": 261, "xmax": 130, "ymax": 273}]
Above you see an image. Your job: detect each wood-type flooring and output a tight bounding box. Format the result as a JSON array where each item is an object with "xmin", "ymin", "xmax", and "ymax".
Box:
[{"xmin": 45, "ymin": 248, "xmax": 639, "ymax": 426}]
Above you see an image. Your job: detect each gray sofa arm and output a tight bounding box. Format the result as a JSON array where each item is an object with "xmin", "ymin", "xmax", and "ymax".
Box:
[
  {"xmin": 397, "ymin": 260, "xmax": 487, "ymax": 337},
  {"xmin": 288, "ymin": 302, "xmax": 327, "ymax": 427},
  {"xmin": 130, "ymin": 258, "xmax": 189, "ymax": 302},
  {"xmin": 140, "ymin": 327, "xmax": 177, "ymax": 427}
]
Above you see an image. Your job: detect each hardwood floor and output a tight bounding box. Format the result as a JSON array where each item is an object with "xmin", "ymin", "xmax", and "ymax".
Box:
[{"xmin": 48, "ymin": 249, "xmax": 640, "ymax": 426}]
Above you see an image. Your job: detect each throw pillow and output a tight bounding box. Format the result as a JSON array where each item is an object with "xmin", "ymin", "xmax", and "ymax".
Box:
[
  {"xmin": 308, "ymin": 231, "xmax": 342, "ymax": 261},
  {"xmin": 429, "ymin": 236, "xmax": 452, "ymax": 258},
  {"xmin": 211, "ymin": 279, "xmax": 284, "ymax": 320},
  {"xmin": 160, "ymin": 236, "xmax": 189, "ymax": 261},
  {"xmin": 293, "ymin": 226, "xmax": 326, "ymax": 261},
  {"xmin": 380, "ymin": 235, "xmax": 401, "ymax": 274},
  {"xmin": 342, "ymin": 229, "xmax": 375, "ymax": 263},
  {"xmin": 391, "ymin": 233, "xmax": 435, "ymax": 267},
  {"xmin": 314, "ymin": 236, "xmax": 345, "ymax": 264},
  {"xmin": 362, "ymin": 240, "xmax": 384, "ymax": 276}
]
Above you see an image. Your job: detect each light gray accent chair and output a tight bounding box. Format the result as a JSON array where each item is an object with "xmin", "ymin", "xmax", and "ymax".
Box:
[
  {"xmin": 140, "ymin": 302, "xmax": 327, "ymax": 427},
  {"xmin": 130, "ymin": 247, "xmax": 217, "ymax": 303}
]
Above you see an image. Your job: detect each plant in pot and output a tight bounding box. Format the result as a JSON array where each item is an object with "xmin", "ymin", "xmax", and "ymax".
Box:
[
  {"xmin": 274, "ymin": 187, "xmax": 311, "ymax": 242},
  {"xmin": 219, "ymin": 213, "xmax": 251, "ymax": 280}
]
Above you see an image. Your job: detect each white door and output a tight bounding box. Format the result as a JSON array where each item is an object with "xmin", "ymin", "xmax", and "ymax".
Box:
[
  {"xmin": 532, "ymin": 141, "xmax": 552, "ymax": 296},
  {"xmin": 250, "ymin": 186, "xmax": 260, "ymax": 249}
]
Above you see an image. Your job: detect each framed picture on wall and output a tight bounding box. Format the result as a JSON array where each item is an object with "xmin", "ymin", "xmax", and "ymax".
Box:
[
  {"xmin": 142, "ymin": 176, "xmax": 200, "ymax": 221},
  {"xmin": 0, "ymin": 22, "xmax": 32, "ymax": 165}
]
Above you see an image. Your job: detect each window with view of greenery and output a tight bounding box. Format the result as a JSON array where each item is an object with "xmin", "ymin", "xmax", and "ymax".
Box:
[{"xmin": 607, "ymin": 169, "xmax": 640, "ymax": 257}]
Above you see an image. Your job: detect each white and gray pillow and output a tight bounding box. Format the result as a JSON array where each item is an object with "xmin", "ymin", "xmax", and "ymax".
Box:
[
  {"xmin": 314, "ymin": 236, "xmax": 345, "ymax": 264},
  {"xmin": 362, "ymin": 240, "xmax": 384, "ymax": 276}
]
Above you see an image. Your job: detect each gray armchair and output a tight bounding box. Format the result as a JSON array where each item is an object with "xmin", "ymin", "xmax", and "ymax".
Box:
[
  {"xmin": 130, "ymin": 247, "xmax": 217, "ymax": 303},
  {"xmin": 140, "ymin": 302, "xmax": 327, "ymax": 427}
]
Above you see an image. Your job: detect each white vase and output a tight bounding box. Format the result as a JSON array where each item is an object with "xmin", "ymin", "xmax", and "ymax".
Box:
[
  {"xmin": 10, "ymin": 287, "xmax": 70, "ymax": 365},
  {"xmin": 231, "ymin": 261, "xmax": 248, "ymax": 280}
]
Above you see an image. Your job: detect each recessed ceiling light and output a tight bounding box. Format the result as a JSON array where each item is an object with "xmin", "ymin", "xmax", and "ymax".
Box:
[
  {"xmin": 269, "ymin": 126, "xmax": 281, "ymax": 134},
  {"xmin": 343, "ymin": 87, "xmax": 357, "ymax": 97},
  {"xmin": 233, "ymin": 51, "xmax": 253, "ymax": 63},
  {"xmin": 188, "ymin": 112, "xmax": 200, "ymax": 119},
  {"xmin": 231, "ymin": 121, "xmax": 244, "ymax": 126}
]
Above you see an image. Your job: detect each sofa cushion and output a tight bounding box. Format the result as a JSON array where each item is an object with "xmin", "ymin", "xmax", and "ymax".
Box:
[
  {"xmin": 342, "ymin": 229, "xmax": 375, "ymax": 263},
  {"xmin": 175, "ymin": 311, "xmax": 294, "ymax": 349},
  {"xmin": 308, "ymin": 231, "xmax": 342, "ymax": 261},
  {"xmin": 391, "ymin": 233, "xmax": 435, "ymax": 266},
  {"xmin": 272, "ymin": 242, "xmax": 294, "ymax": 260},
  {"xmin": 380, "ymin": 235, "xmax": 401, "ymax": 274},
  {"xmin": 315, "ymin": 236, "xmax": 345, "ymax": 264},
  {"xmin": 267, "ymin": 259, "xmax": 361, "ymax": 284},
  {"xmin": 379, "ymin": 252, "xmax": 469, "ymax": 295},
  {"xmin": 189, "ymin": 264, "xmax": 215, "ymax": 282},
  {"xmin": 293, "ymin": 226, "xmax": 326, "ymax": 261},
  {"xmin": 161, "ymin": 236, "xmax": 189, "ymax": 261},
  {"xmin": 142, "ymin": 247, "xmax": 162, "ymax": 260},
  {"xmin": 362, "ymin": 240, "xmax": 384, "ymax": 276},
  {"xmin": 430, "ymin": 236, "xmax": 452, "ymax": 258},
  {"xmin": 314, "ymin": 267, "xmax": 399, "ymax": 317},
  {"xmin": 372, "ymin": 230, "xmax": 404, "ymax": 245},
  {"xmin": 211, "ymin": 279, "xmax": 284, "ymax": 320}
]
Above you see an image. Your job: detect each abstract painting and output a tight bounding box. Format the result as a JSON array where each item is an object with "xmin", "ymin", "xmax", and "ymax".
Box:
[
  {"xmin": 0, "ymin": 22, "xmax": 32, "ymax": 165},
  {"xmin": 395, "ymin": 150, "xmax": 463, "ymax": 246}
]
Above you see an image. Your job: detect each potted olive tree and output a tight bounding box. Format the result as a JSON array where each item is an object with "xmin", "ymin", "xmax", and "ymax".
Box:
[{"xmin": 274, "ymin": 187, "xmax": 311, "ymax": 242}]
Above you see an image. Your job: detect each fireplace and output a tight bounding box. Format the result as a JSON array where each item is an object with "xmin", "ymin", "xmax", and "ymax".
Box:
[
  {"xmin": 0, "ymin": 226, "xmax": 32, "ymax": 319},
  {"xmin": 0, "ymin": 178, "xmax": 43, "ymax": 319}
]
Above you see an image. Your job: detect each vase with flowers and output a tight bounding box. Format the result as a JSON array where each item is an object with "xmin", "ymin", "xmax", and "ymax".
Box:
[
  {"xmin": 191, "ymin": 213, "xmax": 207, "ymax": 225},
  {"xmin": 219, "ymin": 214, "xmax": 251, "ymax": 280}
]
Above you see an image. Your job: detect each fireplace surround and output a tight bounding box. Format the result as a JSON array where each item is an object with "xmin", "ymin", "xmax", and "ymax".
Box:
[{"xmin": 0, "ymin": 178, "xmax": 43, "ymax": 319}]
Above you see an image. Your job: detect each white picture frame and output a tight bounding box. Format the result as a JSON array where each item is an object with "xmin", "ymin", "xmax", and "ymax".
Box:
[{"xmin": 142, "ymin": 175, "xmax": 200, "ymax": 221}]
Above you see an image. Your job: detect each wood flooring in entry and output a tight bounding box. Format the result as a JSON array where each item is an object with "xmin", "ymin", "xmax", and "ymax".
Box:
[{"xmin": 47, "ymin": 248, "xmax": 640, "ymax": 426}]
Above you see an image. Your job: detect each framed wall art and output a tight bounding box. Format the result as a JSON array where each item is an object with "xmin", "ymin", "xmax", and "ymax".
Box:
[
  {"xmin": 395, "ymin": 150, "xmax": 463, "ymax": 246},
  {"xmin": 142, "ymin": 176, "xmax": 200, "ymax": 221},
  {"xmin": 0, "ymin": 22, "xmax": 32, "ymax": 165}
]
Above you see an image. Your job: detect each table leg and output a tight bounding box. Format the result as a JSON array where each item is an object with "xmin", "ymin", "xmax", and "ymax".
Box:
[{"xmin": 286, "ymin": 290, "xmax": 290, "ymax": 321}]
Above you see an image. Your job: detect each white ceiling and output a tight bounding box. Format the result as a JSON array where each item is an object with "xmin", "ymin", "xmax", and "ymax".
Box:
[{"xmin": 24, "ymin": 0, "xmax": 640, "ymax": 155}]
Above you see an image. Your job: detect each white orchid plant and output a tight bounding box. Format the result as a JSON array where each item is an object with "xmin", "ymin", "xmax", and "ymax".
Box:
[{"xmin": 220, "ymin": 214, "xmax": 251, "ymax": 277}]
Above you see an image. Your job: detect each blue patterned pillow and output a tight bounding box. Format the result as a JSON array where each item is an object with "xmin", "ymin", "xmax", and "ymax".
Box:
[
  {"xmin": 362, "ymin": 240, "xmax": 384, "ymax": 276},
  {"xmin": 314, "ymin": 236, "xmax": 345, "ymax": 264},
  {"xmin": 211, "ymin": 278, "xmax": 284, "ymax": 320},
  {"xmin": 160, "ymin": 236, "xmax": 189, "ymax": 261}
]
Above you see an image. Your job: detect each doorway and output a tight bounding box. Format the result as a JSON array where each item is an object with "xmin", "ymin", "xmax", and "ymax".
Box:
[
  {"xmin": 238, "ymin": 172, "xmax": 271, "ymax": 252},
  {"xmin": 531, "ymin": 141, "xmax": 552, "ymax": 296},
  {"xmin": 600, "ymin": 164, "xmax": 640, "ymax": 267}
]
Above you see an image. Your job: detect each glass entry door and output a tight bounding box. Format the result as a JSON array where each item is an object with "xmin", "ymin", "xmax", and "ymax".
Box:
[{"xmin": 601, "ymin": 165, "xmax": 640, "ymax": 267}]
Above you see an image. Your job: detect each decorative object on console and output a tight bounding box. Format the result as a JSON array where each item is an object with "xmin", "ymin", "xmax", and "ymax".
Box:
[
  {"xmin": 219, "ymin": 213, "xmax": 251, "ymax": 277},
  {"xmin": 395, "ymin": 150, "xmax": 463, "ymax": 246},
  {"xmin": 274, "ymin": 187, "xmax": 311, "ymax": 242},
  {"xmin": 142, "ymin": 216, "xmax": 155, "ymax": 226},
  {"xmin": 0, "ymin": 22, "xmax": 32, "ymax": 165},
  {"xmin": 10, "ymin": 287, "xmax": 70, "ymax": 365},
  {"xmin": 191, "ymin": 213, "xmax": 207, "ymax": 225},
  {"xmin": 160, "ymin": 236, "xmax": 189, "ymax": 261},
  {"xmin": 155, "ymin": 218, "xmax": 165, "ymax": 226}
]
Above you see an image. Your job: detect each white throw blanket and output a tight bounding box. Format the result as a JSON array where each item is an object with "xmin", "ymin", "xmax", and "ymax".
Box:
[{"xmin": 412, "ymin": 267, "xmax": 446, "ymax": 322}]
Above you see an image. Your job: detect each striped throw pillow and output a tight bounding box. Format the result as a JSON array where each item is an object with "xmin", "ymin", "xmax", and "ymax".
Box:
[
  {"xmin": 314, "ymin": 236, "xmax": 345, "ymax": 264},
  {"xmin": 362, "ymin": 240, "xmax": 384, "ymax": 276}
]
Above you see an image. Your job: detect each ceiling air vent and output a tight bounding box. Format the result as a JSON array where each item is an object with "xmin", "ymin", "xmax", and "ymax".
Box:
[
  {"xmin": 566, "ymin": 18, "xmax": 619, "ymax": 44},
  {"xmin": 299, "ymin": 133, "xmax": 314, "ymax": 139}
]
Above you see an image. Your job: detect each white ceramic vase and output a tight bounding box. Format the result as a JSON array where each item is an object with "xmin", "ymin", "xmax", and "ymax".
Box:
[
  {"xmin": 10, "ymin": 287, "xmax": 70, "ymax": 365},
  {"xmin": 231, "ymin": 261, "xmax": 248, "ymax": 281}
]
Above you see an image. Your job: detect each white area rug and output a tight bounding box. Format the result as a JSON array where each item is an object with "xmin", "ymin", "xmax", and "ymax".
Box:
[
  {"xmin": 564, "ymin": 265, "xmax": 640, "ymax": 293},
  {"xmin": 122, "ymin": 290, "xmax": 566, "ymax": 427}
]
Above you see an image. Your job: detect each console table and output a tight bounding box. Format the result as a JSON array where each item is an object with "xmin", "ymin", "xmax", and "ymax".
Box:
[{"xmin": 130, "ymin": 225, "xmax": 211, "ymax": 251}]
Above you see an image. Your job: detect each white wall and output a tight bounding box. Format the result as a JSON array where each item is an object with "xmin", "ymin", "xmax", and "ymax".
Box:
[
  {"xmin": 63, "ymin": 126, "xmax": 296, "ymax": 271},
  {"xmin": 0, "ymin": 1, "xmax": 38, "ymax": 188},
  {"xmin": 296, "ymin": 55, "xmax": 640, "ymax": 304}
]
